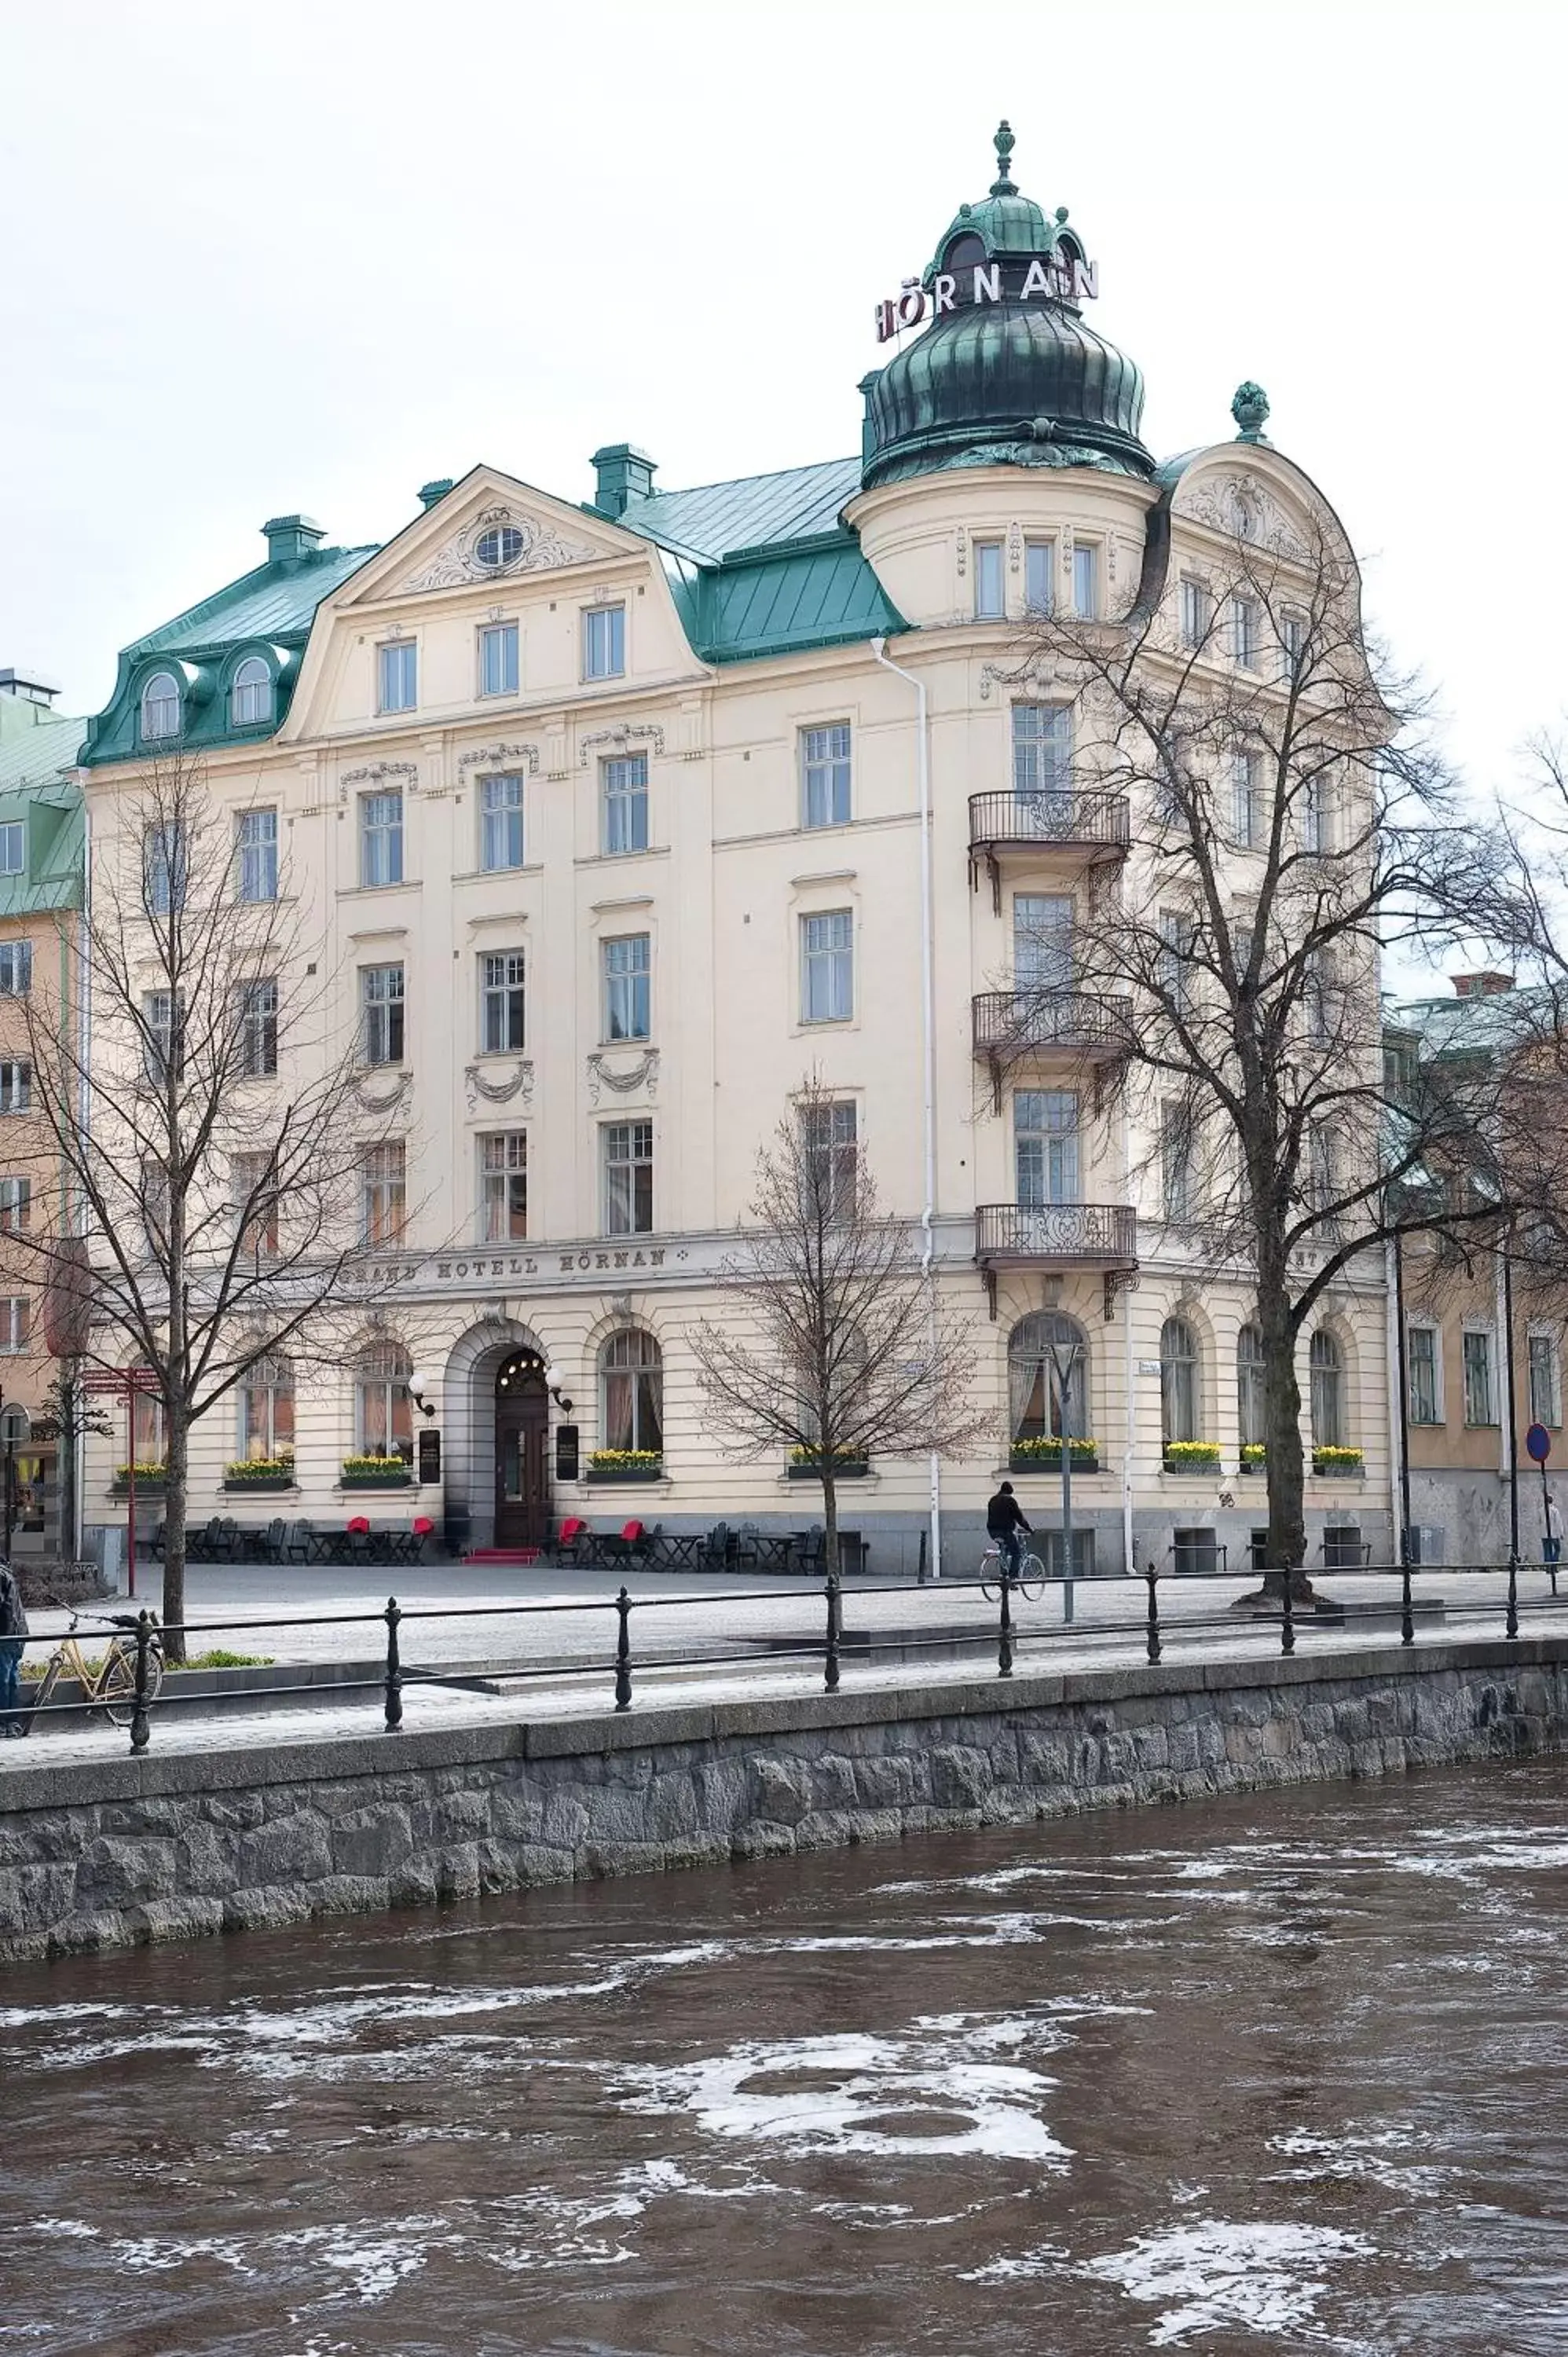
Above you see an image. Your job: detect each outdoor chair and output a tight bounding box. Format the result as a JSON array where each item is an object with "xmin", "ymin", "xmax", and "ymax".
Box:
[
  {"xmin": 281, "ymin": 1519, "xmax": 316, "ymax": 1563},
  {"xmin": 262, "ymin": 1517, "xmax": 288, "ymax": 1563},
  {"xmin": 555, "ymin": 1516, "xmax": 591, "ymax": 1566},
  {"xmin": 621, "ymin": 1519, "xmax": 659, "ymax": 1563},
  {"xmin": 701, "ymin": 1522, "xmax": 735, "ymax": 1572},
  {"xmin": 150, "ymin": 1519, "xmax": 167, "ymax": 1562}
]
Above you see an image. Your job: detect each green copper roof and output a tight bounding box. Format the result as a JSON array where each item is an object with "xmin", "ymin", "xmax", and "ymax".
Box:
[
  {"xmin": 664, "ymin": 532, "xmax": 905, "ymax": 665},
  {"xmin": 0, "ymin": 699, "xmax": 83, "ymax": 790},
  {"xmin": 0, "ymin": 706, "xmax": 85, "ymax": 915},
  {"xmin": 614, "ymin": 458, "xmax": 863, "ymax": 563}
]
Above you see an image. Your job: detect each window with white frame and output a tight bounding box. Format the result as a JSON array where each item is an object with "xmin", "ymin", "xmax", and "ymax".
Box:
[
  {"xmin": 480, "ymin": 950, "xmax": 526, "ymax": 1054},
  {"xmin": 1237, "ymin": 1322, "xmax": 1266, "ymax": 1447},
  {"xmin": 1008, "ymin": 1310, "xmax": 1089, "ymax": 1441},
  {"xmin": 1159, "ymin": 907, "xmax": 1196, "ymax": 1016},
  {"xmin": 1279, "ymin": 610, "xmax": 1306, "ymax": 680},
  {"xmin": 1306, "ymin": 1122, "xmax": 1335, "ymax": 1216},
  {"xmin": 478, "ymin": 621, "xmax": 518, "ymax": 698},
  {"xmin": 359, "ymin": 1142, "xmax": 407, "ymax": 1248},
  {"xmin": 800, "ymin": 1097, "xmax": 858, "ymax": 1221},
  {"xmin": 1310, "ymin": 1329, "xmax": 1345, "ymax": 1448},
  {"xmin": 361, "ymin": 964, "xmax": 405, "ymax": 1065},
  {"xmin": 603, "ymin": 1120, "xmax": 653, "ymax": 1235},
  {"xmin": 601, "ymin": 753, "xmax": 648, "ymax": 854},
  {"xmin": 377, "ymin": 640, "xmax": 416, "ymax": 713},
  {"xmin": 142, "ymin": 989, "xmax": 180, "ymax": 1084},
  {"xmin": 1180, "ymin": 578, "xmax": 1213, "ymax": 648},
  {"xmin": 1231, "ymin": 750, "xmax": 1261, "ymax": 847},
  {"xmin": 1231, "ymin": 596, "xmax": 1260, "ymax": 667},
  {"xmin": 1530, "ymin": 1330, "xmax": 1562, "ymax": 1428},
  {"xmin": 603, "ymin": 933, "xmax": 650, "ymax": 1041},
  {"xmin": 230, "ymin": 656, "xmax": 272, "ymax": 728},
  {"xmin": 1015, "ymin": 1089, "xmax": 1079, "ymax": 1205},
  {"xmin": 235, "ymin": 978, "xmax": 278, "ymax": 1078},
  {"xmin": 800, "ymin": 724, "xmax": 852, "ymax": 829},
  {"xmin": 144, "ymin": 820, "xmax": 187, "ymax": 916},
  {"xmin": 1160, "ymin": 1315, "xmax": 1200, "ymax": 1446},
  {"xmin": 359, "ymin": 790, "xmax": 403, "ymax": 888},
  {"xmin": 0, "ymin": 823, "xmax": 24, "ymax": 877},
  {"xmin": 973, "ymin": 540, "xmax": 1004, "ymax": 620},
  {"xmin": 1011, "ymin": 703, "xmax": 1072, "ymax": 798},
  {"xmin": 1302, "ymin": 770, "xmax": 1330, "ymax": 855},
  {"xmin": 479, "ymin": 773, "xmax": 524, "ymax": 871},
  {"xmin": 237, "ymin": 1353, "xmax": 294, "ymax": 1461},
  {"xmin": 140, "ymin": 671, "xmax": 181, "ymax": 742},
  {"xmin": 0, "ymin": 1062, "xmax": 30, "ymax": 1114},
  {"xmin": 1462, "ymin": 1327, "xmax": 1496, "ymax": 1425},
  {"xmin": 0, "ymin": 1297, "xmax": 29, "ymax": 1354},
  {"xmin": 132, "ymin": 1392, "xmax": 166, "ymax": 1463},
  {"xmin": 1013, "ymin": 893, "xmax": 1075, "ymax": 991},
  {"xmin": 583, "ymin": 604, "xmax": 625, "ymax": 680},
  {"xmin": 232, "ymin": 1149, "xmax": 279, "ymax": 1255},
  {"xmin": 236, "ymin": 808, "xmax": 277, "ymax": 903},
  {"xmin": 478, "ymin": 1131, "xmax": 528, "ymax": 1242},
  {"xmin": 1072, "ymin": 542, "xmax": 1097, "ymax": 619},
  {"xmin": 1304, "ymin": 949, "xmax": 1332, "ymax": 1044},
  {"xmin": 1406, "ymin": 1322, "xmax": 1441, "ymax": 1424},
  {"xmin": 800, "ymin": 909, "xmax": 853, "ymax": 1023},
  {"xmin": 355, "ymin": 1337, "xmax": 412, "ymax": 1458},
  {"xmin": 141, "ymin": 1155, "xmax": 170, "ymax": 1249},
  {"xmin": 0, "ymin": 943, "xmax": 31, "ymax": 997},
  {"xmin": 0, "ymin": 1177, "xmax": 29, "ymax": 1233},
  {"xmin": 1024, "ymin": 539, "xmax": 1055, "ymax": 614},
  {"xmin": 599, "ymin": 1327, "xmax": 663, "ymax": 1454},
  {"xmin": 1161, "ymin": 1102, "xmax": 1195, "ymax": 1222}
]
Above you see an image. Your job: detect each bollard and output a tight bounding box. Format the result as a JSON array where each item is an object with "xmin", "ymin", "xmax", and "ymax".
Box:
[
  {"xmin": 1507, "ymin": 1553, "xmax": 1520, "ymax": 1642},
  {"xmin": 1401, "ymin": 1555, "xmax": 1415, "ymax": 1648},
  {"xmin": 129, "ymin": 1609, "xmax": 152, "ymax": 1754},
  {"xmin": 824, "ymin": 1574, "xmax": 841, "ymax": 1692},
  {"xmin": 383, "ymin": 1596, "xmax": 403, "ymax": 1731},
  {"xmin": 998, "ymin": 1560, "xmax": 1015, "ymax": 1679},
  {"xmin": 1145, "ymin": 1563, "xmax": 1161, "ymax": 1665},
  {"xmin": 1280, "ymin": 1567, "xmax": 1295, "ymax": 1658},
  {"xmin": 615, "ymin": 1586, "xmax": 632, "ymax": 1710}
]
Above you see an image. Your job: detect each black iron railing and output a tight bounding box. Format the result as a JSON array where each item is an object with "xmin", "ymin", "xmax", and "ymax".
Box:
[
  {"xmin": 968, "ymin": 790, "xmax": 1130, "ymax": 856},
  {"xmin": 975, "ymin": 1201, "xmax": 1138, "ymax": 1266},
  {"xmin": 971, "ymin": 988, "xmax": 1135, "ymax": 1060}
]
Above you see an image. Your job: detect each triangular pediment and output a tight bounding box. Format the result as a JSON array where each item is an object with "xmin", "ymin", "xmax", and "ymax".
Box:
[{"xmin": 339, "ymin": 466, "xmax": 643, "ymax": 610}]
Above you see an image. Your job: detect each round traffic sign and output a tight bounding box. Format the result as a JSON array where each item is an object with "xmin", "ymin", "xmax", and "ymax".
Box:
[{"xmin": 1526, "ymin": 1421, "xmax": 1552, "ymax": 1464}]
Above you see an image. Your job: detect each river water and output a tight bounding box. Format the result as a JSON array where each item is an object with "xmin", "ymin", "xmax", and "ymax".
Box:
[{"xmin": 3, "ymin": 1761, "xmax": 1567, "ymax": 2354}]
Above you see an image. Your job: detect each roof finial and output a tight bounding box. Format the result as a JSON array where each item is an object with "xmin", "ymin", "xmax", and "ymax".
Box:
[
  {"xmin": 1231, "ymin": 381, "xmax": 1270, "ymax": 443},
  {"xmin": 990, "ymin": 119, "xmax": 1017, "ymax": 197}
]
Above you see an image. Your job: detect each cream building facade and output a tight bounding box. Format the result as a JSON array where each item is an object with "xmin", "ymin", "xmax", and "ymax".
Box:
[{"xmin": 75, "ymin": 132, "xmax": 1391, "ymax": 1574}]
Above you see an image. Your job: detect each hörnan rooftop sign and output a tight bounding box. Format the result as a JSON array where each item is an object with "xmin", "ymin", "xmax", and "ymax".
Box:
[{"xmin": 874, "ymin": 251, "xmax": 1099, "ymax": 343}]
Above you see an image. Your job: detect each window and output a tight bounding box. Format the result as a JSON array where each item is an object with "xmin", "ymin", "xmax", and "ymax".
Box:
[
  {"xmin": 140, "ymin": 671, "xmax": 181, "ymax": 742},
  {"xmin": 0, "ymin": 1062, "xmax": 30, "ymax": 1115},
  {"xmin": 1013, "ymin": 893, "xmax": 1075, "ymax": 991},
  {"xmin": 583, "ymin": 604, "xmax": 625, "ymax": 680},
  {"xmin": 1279, "ymin": 610, "xmax": 1306, "ymax": 680},
  {"xmin": 360, "ymin": 1142, "xmax": 408, "ymax": 1248},
  {"xmin": 475, "ymin": 525, "xmax": 524, "ymax": 570},
  {"xmin": 1231, "ymin": 596, "xmax": 1259, "ymax": 668},
  {"xmin": 801, "ymin": 724, "xmax": 852, "ymax": 830},
  {"xmin": 236, "ymin": 979, "xmax": 278, "ymax": 1078},
  {"xmin": 0, "ymin": 1177, "xmax": 30, "ymax": 1233},
  {"xmin": 1159, "ymin": 907, "xmax": 1196, "ymax": 1016},
  {"xmin": 1015, "ymin": 1089, "xmax": 1079, "ymax": 1205},
  {"xmin": 355, "ymin": 1338, "xmax": 413, "ymax": 1460},
  {"xmin": 800, "ymin": 909, "xmax": 853, "ymax": 1023},
  {"xmin": 238, "ymin": 1353, "xmax": 295, "ymax": 1461},
  {"xmin": 1530, "ymin": 1331, "xmax": 1561, "ymax": 1428},
  {"xmin": 603, "ymin": 933, "xmax": 650, "ymax": 1042},
  {"xmin": 0, "ymin": 824, "xmax": 24, "ymax": 877},
  {"xmin": 480, "ymin": 951, "xmax": 526, "ymax": 1053},
  {"xmin": 1310, "ymin": 1329, "xmax": 1344, "ymax": 1449},
  {"xmin": 601, "ymin": 753, "xmax": 649, "ymax": 855},
  {"xmin": 377, "ymin": 640, "xmax": 416, "ymax": 713},
  {"xmin": 479, "ymin": 622, "xmax": 519, "ymax": 698},
  {"xmin": 603, "ymin": 1120, "xmax": 654, "ymax": 1236},
  {"xmin": 144, "ymin": 821, "xmax": 187, "ymax": 916},
  {"xmin": 1302, "ymin": 772, "xmax": 1330, "ymax": 855},
  {"xmin": 1462, "ymin": 1328, "xmax": 1496, "ymax": 1426},
  {"xmin": 478, "ymin": 1131, "xmax": 528, "ymax": 1242},
  {"xmin": 973, "ymin": 540, "xmax": 1004, "ymax": 620},
  {"xmin": 141, "ymin": 1155, "xmax": 170, "ymax": 1250},
  {"xmin": 230, "ymin": 657, "xmax": 272, "ymax": 728},
  {"xmin": 1179, "ymin": 578, "xmax": 1213, "ymax": 648},
  {"xmin": 1237, "ymin": 1322, "xmax": 1266, "ymax": 1448},
  {"xmin": 599, "ymin": 1327, "xmax": 663, "ymax": 1455},
  {"xmin": 142, "ymin": 990, "xmax": 180, "ymax": 1084},
  {"xmin": 1160, "ymin": 1315, "xmax": 1200, "ymax": 1447},
  {"xmin": 361, "ymin": 964, "xmax": 405, "ymax": 1065},
  {"xmin": 232, "ymin": 1149, "xmax": 279, "ymax": 1256},
  {"xmin": 1306, "ymin": 1123, "xmax": 1335, "ymax": 1217},
  {"xmin": 1161, "ymin": 1101, "xmax": 1194, "ymax": 1222},
  {"xmin": 1406, "ymin": 1323, "xmax": 1440, "ymax": 1425},
  {"xmin": 479, "ymin": 773, "xmax": 524, "ymax": 871},
  {"xmin": 801, "ymin": 1097, "xmax": 858, "ymax": 1222},
  {"xmin": 133, "ymin": 1392, "xmax": 166, "ymax": 1462},
  {"xmin": 0, "ymin": 943, "xmax": 31, "ymax": 996},
  {"xmin": 0, "ymin": 1298, "xmax": 29, "ymax": 1354},
  {"xmin": 236, "ymin": 808, "xmax": 278, "ymax": 903},
  {"xmin": 359, "ymin": 790, "xmax": 404, "ymax": 888},
  {"xmin": 1303, "ymin": 950, "xmax": 1333, "ymax": 1045},
  {"xmin": 1008, "ymin": 1310, "xmax": 1088, "ymax": 1442},
  {"xmin": 1011, "ymin": 703, "xmax": 1073, "ymax": 798},
  {"xmin": 1231, "ymin": 751, "xmax": 1261, "ymax": 848},
  {"xmin": 1024, "ymin": 539, "xmax": 1055, "ymax": 615},
  {"xmin": 1072, "ymin": 543, "xmax": 1097, "ymax": 620}
]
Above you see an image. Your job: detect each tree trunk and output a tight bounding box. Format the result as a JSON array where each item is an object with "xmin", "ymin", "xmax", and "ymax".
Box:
[
  {"xmin": 163, "ymin": 1406, "xmax": 188, "ymax": 1665},
  {"xmin": 1258, "ymin": 1266, "xmax": 1314, "ymax": 1604},
  {"xmin": 821, "ymin": 1471, "xmax": 840, "ymax": 1584}
]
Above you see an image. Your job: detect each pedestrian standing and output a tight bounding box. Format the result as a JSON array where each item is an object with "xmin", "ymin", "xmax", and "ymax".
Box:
[
  {"xmin": 1545, "ymin": 1491, "xmax": 1563, "ymax": 1593},
  {"xmin": 0, "ymin": 1561, "xmax": 27, "ymax": 1735}
]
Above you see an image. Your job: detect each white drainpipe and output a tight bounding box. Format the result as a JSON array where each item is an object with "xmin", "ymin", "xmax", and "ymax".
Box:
[{"xmin": 870, "ymin": 636, "xmax": 941, "ymax": 1582}]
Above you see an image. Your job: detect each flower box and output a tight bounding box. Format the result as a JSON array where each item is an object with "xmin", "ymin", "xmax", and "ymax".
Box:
[
  {"xmin": 584, "ymin": 1458, "xmax": 665, "ymax": 1483},
  {"xmin": 1163, "ymin": 1442, "xmax": 1222, "ymax": 1473},
  {"xmin": 1312, "ymin": 1447, "xmax": 1365, "ymax": 1477},
  {"xmin": 224, "ymin": 1472, "xmax": 297, "ymax": 1494},
  {"xmin": 1009, "ymin": 1440, "xmax": 1100, "ymax": 1474},
  {"xmin": 341, "ymin": 1457, "xmax": 413, "ymax": 1490},
  {"xmin": 787, "ymin": 1455, "xmax": 869, "ymax": 1479},
  {"xmin": 1239, "ymin": 1446, "xmax": 1267, "ymax": 1474},
  {"xmin": 112, "ymin": 1463, "xmax": 165, "ymax": 1494}
]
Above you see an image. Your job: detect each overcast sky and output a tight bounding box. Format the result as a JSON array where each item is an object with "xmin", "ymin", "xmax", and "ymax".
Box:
[{"xmin": 2, "ymin": 1, "xmax": 1563, "ymax": 806}]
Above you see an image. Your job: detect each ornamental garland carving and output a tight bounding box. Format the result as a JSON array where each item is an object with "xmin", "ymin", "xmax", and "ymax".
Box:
[
  {"xmin": 578, "ymin": 724, "xmax": 665, "ymax": 768},
  {"xmin": 352, "ymin": 1072, "xmax": 412, "ymax": 1115},
  {"xmin": 398, "ymin": 504, "xmax": 596, "ymax": 593},
  {"xmin": 463, "ymin": 1059, "xmax": 534, "ymax": 1113},
  {"xmin": 456, "ymin": 742, "xmax": 540, "ymax": 777},
  {"xmin": 340, "ymin": 759, "xmax": 418, "ymax": 805},
  {"xmin": 586, "ymin": 1048, "xmax": 659, "ymax": 1103},
  {"xmin": 978, "ymin": 660, "xmax": 1057, "ymax": 702}
]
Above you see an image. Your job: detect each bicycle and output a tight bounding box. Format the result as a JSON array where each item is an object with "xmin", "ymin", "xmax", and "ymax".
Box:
[
  {"xmin": 27, "ymin": 1611, "xmax": 165, "ymax": 1729},
  {"xmin": 980, "ymin": 1543, "xmax": 1046, "ymax": 1604}
]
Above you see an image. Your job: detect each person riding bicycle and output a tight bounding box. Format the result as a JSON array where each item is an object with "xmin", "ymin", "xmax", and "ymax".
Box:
[
  {"xmin": 0, "ymin": 1560, "xmax": 27, "ymax": 1736},
  {"xmin": 985, "ymin": 1481, "xmax": 1032, "ymax": 1582}
]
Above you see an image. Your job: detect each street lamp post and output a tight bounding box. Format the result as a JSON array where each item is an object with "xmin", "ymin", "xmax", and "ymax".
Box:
[{"xmin": 1048, "ymin": 1338, "xmax": 1084, "ymax": 1626}]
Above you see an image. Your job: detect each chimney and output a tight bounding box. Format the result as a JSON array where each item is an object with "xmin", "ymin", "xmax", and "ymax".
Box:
[
  {"xmin": 417, "ymin": 478, "xmax": 455, "ymax": 511},
  {"xmin": 262, "ymin": 514, "xmax": 327, "ymax": 565},
  {"xmin": 1452, "ymin": 971, "xmax": 1514, "ymax": 999},
  {"xmin": 0, "ymin": 667, "xmax": 60, "ymax": 708},
  {"xmin": 591, "ymin": 444, "xmax": 656, "ymax": 519}
]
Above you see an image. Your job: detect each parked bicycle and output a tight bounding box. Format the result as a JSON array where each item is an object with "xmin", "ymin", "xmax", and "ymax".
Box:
[
  {"xmin": 27, "ymin": 1611, "xmax": 164, "ymax": 1729},
  {"xmin": 979, "ymin": 1543, "xmax": 1046, "ymax": 1604}
]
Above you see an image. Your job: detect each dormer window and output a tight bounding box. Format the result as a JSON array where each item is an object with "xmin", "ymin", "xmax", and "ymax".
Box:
[
  {"xmin": 141, "ymin": 671, "xmax": 181, "ymax": 742},
  {"xmin": 231, "ymin": 656, "xmax": 272, "ymax": 728},
  {"xmin": 475, "ymin": 525, "xmax": 524, "ymax": 570}
]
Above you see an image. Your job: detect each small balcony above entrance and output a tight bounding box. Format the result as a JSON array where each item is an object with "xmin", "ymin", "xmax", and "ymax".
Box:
[
  {"xmin": 975, "ymin": 1200, "xmax": 1138, "ymax": 1320},
  {"xmin": 969, "ymin": 790, "xmax": 1130, "ymax": 912},
  {"xmin": 972, "ymin": 987, "xmax": 1134, "ymax": 1111}
]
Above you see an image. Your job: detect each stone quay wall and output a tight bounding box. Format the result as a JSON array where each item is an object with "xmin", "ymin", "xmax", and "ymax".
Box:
[{"xmin": 1, "ymin": 1637, "xmax": 1563, "ymax": 1966}]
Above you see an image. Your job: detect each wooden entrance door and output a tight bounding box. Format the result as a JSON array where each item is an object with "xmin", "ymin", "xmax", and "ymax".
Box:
[{"xmin": 494, "ymin": 1349, "xmax": 549, "ymax": 1547}]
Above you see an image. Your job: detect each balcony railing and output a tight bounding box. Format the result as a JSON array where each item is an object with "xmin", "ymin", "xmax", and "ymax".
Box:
[
  {"xmin": 974, "ymin": 1200, "xmax": 1139, "ymax": 1320},
  {"xmin": 973, "ymin": 987, "xmax": 1134, "ymax": 1060},
  {"xmin": 969, "ymin": 790, "xmax": 1130, "ymax": 910}
]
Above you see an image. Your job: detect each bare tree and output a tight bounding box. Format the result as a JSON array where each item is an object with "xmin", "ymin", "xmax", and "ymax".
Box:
[
  {"xmin": 17, "ymin": 750, "xmax": 400, "ymax": 1655},
  {"xmin": 1010, "ymin": 505, "xmax": 1524, "ymax": 1594},
  {"xmin": 691, "ymin": 1078, "xmax": 985, "ymax": 1577}
]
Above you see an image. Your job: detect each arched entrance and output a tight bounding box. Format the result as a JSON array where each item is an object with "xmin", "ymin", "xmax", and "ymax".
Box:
[{"xmin": 494, "ymin": 1347, "xmax": 549, "ymax": 1547}]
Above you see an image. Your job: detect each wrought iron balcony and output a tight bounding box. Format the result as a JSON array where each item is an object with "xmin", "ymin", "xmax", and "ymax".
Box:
[
  {"xmin": 975, "ymin": 1200, "xmax": 1139, "ymax": 1321},
  {"xmin": 969, "ymin": 789, "xmax": 1130, "ymax": 911},
  {"xmin": 972, "ymin": 988, "xmax": 1135, "ymax": 1111}
]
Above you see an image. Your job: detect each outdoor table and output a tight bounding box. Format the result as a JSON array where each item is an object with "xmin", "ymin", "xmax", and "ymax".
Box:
[{"xmin": 653, "ymin": 1534, "xmax": 706, "ymax": 1570}]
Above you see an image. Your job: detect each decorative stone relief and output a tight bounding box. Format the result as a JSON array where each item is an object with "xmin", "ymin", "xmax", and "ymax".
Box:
[
  {"xmin": 1007, "ymin": 522, "xmax": 1022, "ymax": 574},
  {"xmin": 955, "ymin": 525, "xmax": 967, "ymax": 577},
  {"xmin": 352, "ymin": 1072, "xmax": 412, "ymax": 1115},
  {"xmin": 579, "ymin": 724, "xmax": 665, "ymax": 768},
  {"xmin": 399, "ymin": 504, "xmax": 596, "ymax": 592},
  {"xmin": 978, "ymin": 659, "xmax": 1055, "ymax": 703},
  {"xmin": 340, "ymin": 760, "xmax": 418, "ymax": 805},
  {"xmin": 456, "ymin": 742, "xmax": 540, "ymax": 778},
  {"xmin": 463, "ymin": 1060, "xmax": 534, "ymax": 1113},
  {"xmin": 586, "ymin": 1049, "xmax": 659, "ymax": 1103}
]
